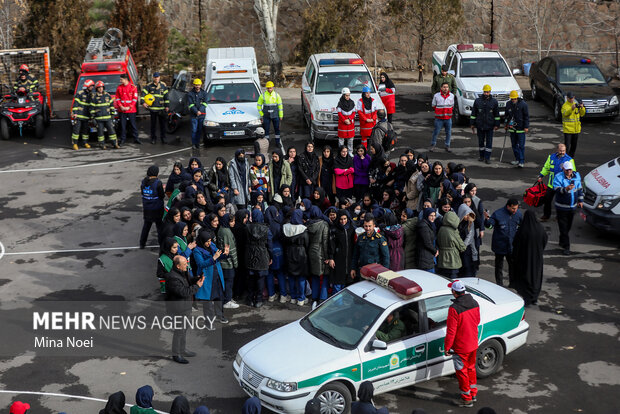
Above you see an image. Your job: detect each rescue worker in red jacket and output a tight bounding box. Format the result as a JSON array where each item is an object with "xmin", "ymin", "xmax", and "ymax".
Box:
[
  {"xmin": 444, "ymin": 279, "xmax": 481, "ymax": 408},
  {"xmin": 378, "ymin": 72, "xmax": 396, "ymax": 123},
  {"xmin": 337, "ymin": 87, "xmax": 356, "ymax": 154},
  {"xmin": 114, "ymin": 74, "xmax": 141, "ymax": 145},
  {"xmin": 356, "ymin": 86, "xmax": 378, "ymax": 149}
]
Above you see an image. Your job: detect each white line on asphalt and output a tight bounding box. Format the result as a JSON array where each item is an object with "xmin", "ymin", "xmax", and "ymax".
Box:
[
  {"xmin": 0, "ymin": 390, "xmax": 169, "ymax": 413},
  {"xmin": 0, "ymin": 147, "xmax": 191, "ymax": 174},
  {"xmin": 1, "ymin": 245, "xmax": 159, "ymax": 257},
  {"xmin": 0, "ymin": 241, "xmax": 4, "ymax": 260}
]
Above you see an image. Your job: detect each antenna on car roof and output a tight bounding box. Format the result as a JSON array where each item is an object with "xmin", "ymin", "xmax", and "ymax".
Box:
[{"xmin": 362, "ymin": 288, "xmax": 375, "ymax": 299}]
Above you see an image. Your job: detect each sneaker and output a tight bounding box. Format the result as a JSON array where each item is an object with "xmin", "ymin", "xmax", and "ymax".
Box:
[
  {"xmin": 518, "ymin": 163, "xmax": 524, "ymax": 168},
  {"xmin": 456, "ymin": 399, "xmax": 474, "ymax": 408},
  {"xmin": 485, "ymin": 159, "xmax": 491, "ymax": 164},
  {"xmin": 268, "ymin": 293, "xmax": 279, "ymax": 303},
  {"xmin": 192, "ymin": 144, "xmax": 200, "ymax": 150},
  {"xmin": 472, "ymin": 396, "xmax": 477, "ymax": 403},
  {"xmin": 151, "ymin": 139, "xmax": 156, "ymax": 145},
  {"xmin": 72, "ymin": 143, "xmax": 79, "ymax": 150},
  {"xmin": 134, "ymin": 139, "xmax": 142, "ymax": 145},
  {"xmin": 223, "ymin": 301, "xmax": 239, "ymax": 309},
  {"xmin": 254, "ymin": 301, "xmax": 263, "ymax": 308},
  {"xmin": 429, "ymin": 145, "xmax": 436, "ymax": 152},
  {"xmin": 297, "ymin": 298, "xmax": 307, "ymax": 307},
  {"xmin": 280, "ymin": 295, "xmax": 290, "ymax": 304},
  {"xmin": 510, "ymin": 160, "xmax": 519, "ymax": 165},
  {"xmin": 84, "ymin": 143, "xmax": 91, "ymax": 149},
  {"xmin": 562, "ymin": 249, "xmax": 571, "ymax": 256},
  {"xmin": 445, "ymin": 146, "xmax": 452, "ymax": 152},
  {"xmin": 312, "ymin": 301, "xmax": 318, "ymax": 310},
  {"xmin": 219, "ymin": 317, "xmax": 229, "ymax": 324}
]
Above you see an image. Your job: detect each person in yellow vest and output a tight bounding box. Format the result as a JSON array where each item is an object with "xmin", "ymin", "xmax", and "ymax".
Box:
[
  {"xmin": 257, "ymin": 81, "xmax": 284, "ymax": 153},
  {"xmin": 561, "ymin": 91, "xmax": 586, "ymax": 158}
]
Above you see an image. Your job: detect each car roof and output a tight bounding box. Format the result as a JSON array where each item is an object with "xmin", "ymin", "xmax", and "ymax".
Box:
[
  {"xmin": 347, "ymin": 269, "xmax": 452, "ymax": 309},
  {"xmin": 311, "ymin": 52, "xmax": 362, "ymax": 61},
  {"xmin": 545, "ymin": 55, "xmax": 598, "ymax": 65},
  {"xmin": 458, "ymin": 52, "xmax": 502, "ymax": 59}
]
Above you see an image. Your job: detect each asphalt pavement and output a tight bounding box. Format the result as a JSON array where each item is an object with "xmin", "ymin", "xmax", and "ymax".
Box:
[{"xmin": 0, "ymin": 84, "xmax": 618, "ymax": 414}]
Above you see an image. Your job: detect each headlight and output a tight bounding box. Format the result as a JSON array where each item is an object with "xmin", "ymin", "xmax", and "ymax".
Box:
[
  {"xmin": 205, "ymin": 120, "xmax": 219, "ymax": 127},
  {"xmin": 235, "ymin": 352, "xmax": 242, "ymax": 366},
  {"xmin": 247, "ymin": 118, "xmax": 262, "ymax": 126},
  {"xmin": 610, "ymin": 95, "xmax": 619, "ymax": 106},
  {"xmin": 316, "ymin": 110, "xmax": 333, "ymax": 121},
  {"xmin": 266, "ymin": 378, "xmax": 298, "ymax": 392},
  {"xmin": 463, "ymin": 91, "xmax": 477, "ymax": 100},
  {"xmin": 597, "ymin": 195, "xmax": 620, "ymax": 210}
]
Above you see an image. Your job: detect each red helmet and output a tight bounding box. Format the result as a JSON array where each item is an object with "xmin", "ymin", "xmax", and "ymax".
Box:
[
  {"xmin": 95, "ymin": 80, "xmax": 105, "ymax": 88},
  {"xmin": 19, "ymin": 64, "xmax": 29, "ymax": 72},
  {"xmin": 84, "ymin": 79, "xmax": 95, "ymax": 88}
]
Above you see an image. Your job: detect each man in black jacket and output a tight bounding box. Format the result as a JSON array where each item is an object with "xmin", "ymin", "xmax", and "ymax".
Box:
[
  {"xmin": 140, "ymin": 165, "xmax": 165, "ymax": 248},
  {"xmin": 297, "ymin": 142, "xmax": 320, "ymax": 199},
  {"xmin": 470, "ymin": 85, "xmax": 500, "ymax": 164},
  {"xmin": 245, "ymin": 208, "xmax": 273, "ymax": 308},
  {"xmin": 165, "ymin": 256, "xmax": 204, "ymax": 364}
]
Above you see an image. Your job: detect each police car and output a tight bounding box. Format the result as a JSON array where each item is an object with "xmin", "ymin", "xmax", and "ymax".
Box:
[
  {"xmin": 233, "ymin": 264, "xmax": 529, "ymax": 414},
  {"xmin": 301, "ymin": 53, "xmax": 385, "ymax": 141},
  {"xmin": 582, "ymin": 157, "xmax": 620, "ymax": 234}
]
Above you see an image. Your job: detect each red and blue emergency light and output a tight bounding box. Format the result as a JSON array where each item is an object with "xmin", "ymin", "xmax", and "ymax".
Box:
[
  {"xmin": 580, "ymin": 59, "xmax": 591, "ymax": 64},
  {"xmin": 318, "ymin": 58, "xmax": 365, "ymax": 66},
  {"xmin": 360, "ymin": 264, "xmax": 422, "ymax": 299}
]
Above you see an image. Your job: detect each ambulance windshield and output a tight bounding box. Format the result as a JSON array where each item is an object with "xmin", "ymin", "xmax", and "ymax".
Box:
[{"xmin": 206, "ymin": 83, "xmax": 260, "ymax": 103}]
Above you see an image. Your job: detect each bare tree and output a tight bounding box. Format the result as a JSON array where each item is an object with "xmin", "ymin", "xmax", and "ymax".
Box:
[
  {"xmin": 583, "ymin": 1, "xmax": 620, "ymax": 76},
  {"xmin": 254, "ymin": 0, "xmax": 283, "ymax": 84},
  {"xmin": 0, "ymin": 0, "xmax": 27, "ymax": 50}
]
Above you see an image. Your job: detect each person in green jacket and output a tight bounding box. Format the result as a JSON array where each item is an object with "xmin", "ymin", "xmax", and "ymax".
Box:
[
  {"xmin": 130, "ymin": 385, "xmax": 157, "ymax": 414},
  {"xmin": 268, "ymin": 150, "xmax": 292, "ymax": 200},
  {"xmin": 218, "ymin": 214, "xmax": 239, "ymax": 309},
  {"xmin": 401, "ymin": 208, "xmax": 419, "ymax": 269},
  {"xmin": 431, "ymin": 65, "xmax": 457, "ymax": 95},
  {"xmin": 436, "ymin": 211, "xmax": 466, "ymax": 278},
  {"xmin": 376, "ymin": 312, "xmax": 406, "ymax": 342}
]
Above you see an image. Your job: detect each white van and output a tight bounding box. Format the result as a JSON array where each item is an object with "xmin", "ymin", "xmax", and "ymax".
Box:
[
  {"xmin": 582, "ymin": 157, "xmax": 620, "ymax": 234},
  {"xmin": 202, "ymin": 47, "xmax": 263, "ymax": 141}
]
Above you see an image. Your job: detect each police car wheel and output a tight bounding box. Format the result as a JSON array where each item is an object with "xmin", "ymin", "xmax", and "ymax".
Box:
[
  {"xmin": 476, "ymin": 338, "xmax": 504, "ymax": 378},
  {"xmin": 316, "ymin": 382, "xmax": 351, "ymax": 414}
]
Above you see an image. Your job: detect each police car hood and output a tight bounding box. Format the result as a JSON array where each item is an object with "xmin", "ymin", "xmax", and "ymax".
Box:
[
  {"xmin": 312, "ymin": 93, "xmax": 385, "ymax": 114},
  {"xmin": 204, "ymin": 101, "xmax": 260, "ymax": 123},
  {"xmin": 460, "ymin": 77, "xmax": 520, "ymax": 94},
  {"xmin": 238, "ymin": 321, "xmax": 353, "ymax": 382},
  {"xmin": 584, "ymin": 158, "xmax": 620, "ymax": 196}
]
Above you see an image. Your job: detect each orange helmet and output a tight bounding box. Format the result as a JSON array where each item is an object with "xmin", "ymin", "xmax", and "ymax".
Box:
[
  {"xmin": 19, "ymin": 64, "xmax": 29, "ymax": 72},
  {"xmin": 84, "ymin": 79, "xmax": 95, "ymax": 88},
  {"xmin": 95, "ymin": 80, "xmax": 105, "ymax": 88}
]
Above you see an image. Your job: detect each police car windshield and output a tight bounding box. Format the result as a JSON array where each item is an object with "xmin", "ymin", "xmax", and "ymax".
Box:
[
  {"xmin": 301, "ymin": 290, "xmax": 383, "ymax": 349},
  {"xmin": 459, "ymin": 58, "xmax": 511, "ymax": 77},
  {"xmin": 558, "ymin": 65, "xmax": 606, "ymax": 85},
  {"xmin": 206, "ymin": 83, "xmax": 260, "ymax": 103},
  {"xmin": 77, "ymin": 75, "xmax": 120, "ymax": 94},
  {"xmin": 315, "ymin": 72, "xmax": 375, "ymax": 94}
]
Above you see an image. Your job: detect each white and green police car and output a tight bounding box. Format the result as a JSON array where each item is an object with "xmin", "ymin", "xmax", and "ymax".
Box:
[{"xmin": 233, "ymin": 265, "xmax": 529, "ymax": 414}]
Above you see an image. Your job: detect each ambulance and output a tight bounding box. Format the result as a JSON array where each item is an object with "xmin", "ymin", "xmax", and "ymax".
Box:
[
  {"xmin": 234, "ymin": 264, "xmax": 529, "ymax": 414},
  {"xmin": 582, "ymin": 157, "xmax": 620, "ymax": 234},
  {"xmin": 202, "ymin": 47, "xmax": 263, "ymax": 141}
]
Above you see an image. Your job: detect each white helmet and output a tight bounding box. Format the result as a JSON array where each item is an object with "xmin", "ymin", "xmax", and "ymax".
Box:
[
  {"xmin": 341, "ymin": 87, "xmax": 351, "ymax": 95},
  {"xmin": 255, "ymin": 127, "xmax": 265, "ymax": 137}
]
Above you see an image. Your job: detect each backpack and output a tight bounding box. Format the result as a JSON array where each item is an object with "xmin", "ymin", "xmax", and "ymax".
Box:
[
  {"xmin": 523, "ymin": 182, "xmax": 547, "ymax": 207},
  {"xmin": 373, "ymin": 122, "xmax": 398, "ymax": 152}
]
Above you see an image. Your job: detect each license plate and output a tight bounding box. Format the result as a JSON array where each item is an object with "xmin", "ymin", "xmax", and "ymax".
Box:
[
  {"xmin": 588, "ymin": 108, "xmax": 604, "ymax": 113},
  {"xmin": 224, "ymin": 130, "xmax": 245, "ymax": 136},
  {"xmin": 241, "ymin": 381, "xmax": 258, "ymax": 397},
  {"xmin": 499, "ymin": 102, "xmax": 506, "ymax": 107},
  {"xmin": 354, "ymin": 126, "xmax": 360, "ymax": 133}
]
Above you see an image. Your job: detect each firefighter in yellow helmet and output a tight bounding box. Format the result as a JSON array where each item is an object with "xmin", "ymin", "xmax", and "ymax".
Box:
[
  {"xmin": 187, "ymin": 78, "xmax": 208, "ymax": 150},
  {"xmin": 470, "ymin": 84, "xmax": 500, "ymax": 164},
  {"xmin": 257, "ymin": 80, "xmax": 284, "ymax": 153},
  {"xmin": 504, "ymin": 90, "xmax": 529, "ymax": 168},
  {"xmin": 141, "ymin": 72, "xmax": 169, "ymax": 144}
]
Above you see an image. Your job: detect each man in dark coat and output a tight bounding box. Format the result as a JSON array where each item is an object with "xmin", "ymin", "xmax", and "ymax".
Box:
[
  {"xmin": 512, "ymin": 210, "xmax": 548, "ymax": 306},
  {"xmin": 484, "ymin": 199, "xmax": 522, "ymax": 286},
  {"xmin": 351, "ymin": 381, "xmax": 389, "ymax": 414},
  {"xmin": 297, "ymin": 141, "xmax": 320, "ymax": 198},
  {"xmin": 245, "ymin": 208, "xmax": 273, "ymax": 308},
  {"xmin": 470, "ymin": 85, "xmax": 500, "ymax": 163},
  {"xmin": 140, "ymin": 165, "xmax": 165, "ymax": 248},
  {"xmin": 165, "ymin": 256, "xmax": 204, "ymax": 364},
  {"xmin": 351, "ymin": 216, "xmax": 389, "ymax": 279}
]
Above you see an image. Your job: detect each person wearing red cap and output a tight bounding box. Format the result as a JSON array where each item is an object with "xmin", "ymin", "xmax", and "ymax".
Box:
[
  {"xmin": 444, "ymin": 279, "xmax": 480, "ymax": 408},
  {"xmin": 13, "ymin": 64, "xmax": 39, "ymax": 93},
  {"xmin": 9, "ymin": 400, "xmax": 30, "ymax": 414}
]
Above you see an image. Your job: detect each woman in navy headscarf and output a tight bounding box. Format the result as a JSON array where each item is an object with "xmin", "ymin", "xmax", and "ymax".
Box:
[{"xmin": 265, "ymin": 205, "xmax": 288, "ymax": 302}]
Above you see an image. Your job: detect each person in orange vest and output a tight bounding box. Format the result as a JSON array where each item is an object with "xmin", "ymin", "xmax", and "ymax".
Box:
[
  {"xmin": 356, "ymin": 86, "xmax": 378, "ymax": 149},
  {"xmin": 378, "ymin": 72, "xmax": 396, "ymax": 123}
]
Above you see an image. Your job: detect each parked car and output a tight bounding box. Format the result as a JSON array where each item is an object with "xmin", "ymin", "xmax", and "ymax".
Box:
[
  {"xmin": 233, "ymin": 264, "xmax": 529, "ymax": 414},
  {"xmin": 582, "ymin": 157, "xmax": 620, "ymax": 234},
  {"xmin": 528, "ymin": 55, "xmax": 619, "ymax": 121}
]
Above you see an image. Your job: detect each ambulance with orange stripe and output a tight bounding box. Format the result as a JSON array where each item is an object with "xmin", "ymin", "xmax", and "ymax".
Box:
[{"xmin": 233, "ymin": 264, "xmax": 529, "ymax": 414}]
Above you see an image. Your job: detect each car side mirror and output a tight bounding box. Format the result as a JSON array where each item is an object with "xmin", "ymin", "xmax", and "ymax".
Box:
[
  {"xmin": 377, "ymin": 84, "xmax": 386, "ymax": 92},
  {"xmin": 512, "ymin": 68, "xmax": 522, "ymax": 76},
  {"xmin": 371, "ymin": 339, "xmax": 387, "ymax": 350},
  {"xmin": 302, "ymin": 85, "xmax": 311, "ymax": 93},
  {"xmin": 448, "ymin": 70, "xmax": 456, "ymax": 76}
]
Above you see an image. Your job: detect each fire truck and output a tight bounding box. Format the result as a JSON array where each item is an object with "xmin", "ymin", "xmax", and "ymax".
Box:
[{"xmin": 72, "ymin": 28, "xmax": 140, "ymax": 137}]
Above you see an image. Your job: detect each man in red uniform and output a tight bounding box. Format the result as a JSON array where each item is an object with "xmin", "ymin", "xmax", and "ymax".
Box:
[
  {"xmin": 444, "ymin": 279, "xmax": 481, "ymax": 407},
  {"xmin": 115, "ymin": 73, "xmax": 140, "ymax": 145}
]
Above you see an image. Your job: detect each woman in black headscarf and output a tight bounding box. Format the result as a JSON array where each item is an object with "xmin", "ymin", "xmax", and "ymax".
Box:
[
  {"xmin": 206, "ymin": 157, "xmax": 231, "ymax": 201},
  {"xmin": 512, "ymin": 210, "xmax": 548, "ymax": 306},
  {"xmin": 170, "ymin": 395, "xmax": 190, "ymax": 414},
  {"xmin": 327, "ymin": 209, "xmax": 355, "ymax": 290},
  {"xmin": 423, "ymin": 161, "xmax": 447, "ymax": 206},
  {"xmin": 99, "ymin": 391, "xmax": 127, "ymax": 414},
  {"xmin": 318, "ymin": 145, "xmax": 335, "ymax": 204},
  {"xmin": 231, "ymin": 209, "xmax": 249, "ymax": 299},
  {"xmin": 368, "ymin": 141, "xmax": 393, "ymax": 202},
  {"xmin": 378, "ymin": 72, "xmax": 396, "ymax": 123},
  {"xmin": 351, "ymin": 381, "xmax": 389, "ymax": 414},
  {"xmin": 165, "ymin": 161, "xmax": 191, "ymax": 196}
]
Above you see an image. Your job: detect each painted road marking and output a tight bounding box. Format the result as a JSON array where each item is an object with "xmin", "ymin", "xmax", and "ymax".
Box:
[
  {"xmin": 0, "ymin": 147, "xmax": 191, "ymax": 174},
  {"xmin": 0, "ymin": 245, "xmax": 159, "ymax": 258}
]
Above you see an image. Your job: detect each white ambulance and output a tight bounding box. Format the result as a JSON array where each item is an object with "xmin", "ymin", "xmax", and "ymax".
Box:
[
  {"xmin": 202, "ymin": 47, "xmax": 263, "ymax": 141},
  {"xmin": 582, "ymin": 157, "xmax": 620, "ymax": 234}
]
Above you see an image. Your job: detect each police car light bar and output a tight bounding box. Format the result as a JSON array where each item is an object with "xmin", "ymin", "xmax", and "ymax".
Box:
[
  {"xmin": 456, "ymin": 43, "xmax": 499, "ymax": 52},
  {"xmin": 319, "ymin": 58, "xmax": 365, "ymax": 66},
  {"xmin": 217, "ymin": 70, "xmax": 248, "ymax": 73},
  {"xmin": 82, "ymin": 62, "xmax": 123, "ymax": 72},
  {"xmin": 360, "ymin": 264, "xmax": 422, "ymax": 299},
  {"xmin": 580, "ymin": 59, "xmax": 591, "ymax": 64}
]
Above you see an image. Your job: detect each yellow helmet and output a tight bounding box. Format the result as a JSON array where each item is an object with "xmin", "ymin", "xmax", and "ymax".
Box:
[
  {"xmin": 482, "ymin": 84, "xmax": 492, "ymax": 92},
  {"xmin": 509, "ymin": 90, "xmax": 519, "ymax": 99},
  {"xmin": 265, "ymin": 81, "xmax": 274, "ymax": 88},
  {"xmin": 143, "ymin": 94, "xmax": 155, "ymax": 106},
  {"xmin": 193, "ymin": 78, "xmax": 202, "ymax": 86}
]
